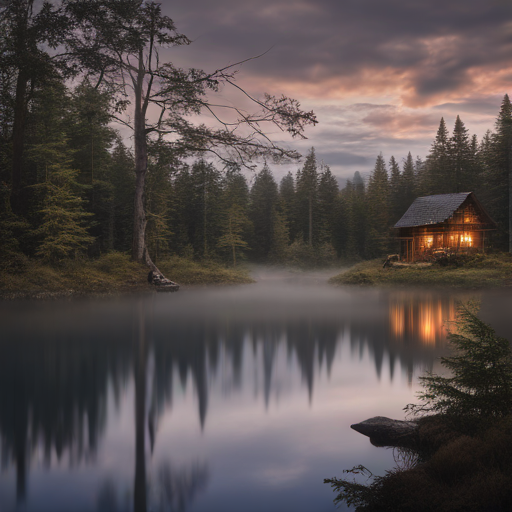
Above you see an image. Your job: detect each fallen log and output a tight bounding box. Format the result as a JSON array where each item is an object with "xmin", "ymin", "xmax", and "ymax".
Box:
[{"xmin": 351, "ymin": 416, "xmax": 419, "ymax": 448}]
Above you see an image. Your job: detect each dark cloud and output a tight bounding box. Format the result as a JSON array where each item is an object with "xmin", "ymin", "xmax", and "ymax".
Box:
[
  {"xmin": 168, "ymin": 0, "xmax": 512, "ymax": 104},
  {"xmin": 433, "ymin": 96, "xmax": 505, "ymax": 116},
  {"xmin": 150, "ymin": 1, "xmax": 510, "ymax": 177}
]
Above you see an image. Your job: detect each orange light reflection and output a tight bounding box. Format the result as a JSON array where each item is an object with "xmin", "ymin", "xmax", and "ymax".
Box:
[{"xmin": 389, "ymin": 297, "xmax": 456, "ymax": 346}]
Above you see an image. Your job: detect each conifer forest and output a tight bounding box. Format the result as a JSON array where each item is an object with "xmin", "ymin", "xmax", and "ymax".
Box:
[{"xmin": 2, "ymin": 0, "xmax": 512, "ymax": 272}]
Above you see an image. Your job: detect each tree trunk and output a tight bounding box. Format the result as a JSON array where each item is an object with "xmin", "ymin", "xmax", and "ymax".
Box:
[
  {"xmin": 308, "ymin": 194, "xmax": 312, "ymax": 246},
  {"xmin": 132, "ymin": 56, "xmax": 148, "ymax": 263},
  {"xmin": 11, "ymin": 71, "xmax": 28, "ymax": 215}
]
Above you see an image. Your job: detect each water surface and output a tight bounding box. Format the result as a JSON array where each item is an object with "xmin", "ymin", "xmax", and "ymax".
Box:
[{"xmin": 1, "ymin": 271, "xmax": 511, "ymax": 512}]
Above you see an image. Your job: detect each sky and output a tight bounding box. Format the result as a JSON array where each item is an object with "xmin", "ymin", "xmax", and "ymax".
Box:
[{"xmin": 160, "ymin": 0, "xmax": 512, "ymax": 184}]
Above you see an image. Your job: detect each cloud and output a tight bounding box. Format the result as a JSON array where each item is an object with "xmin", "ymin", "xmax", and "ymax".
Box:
[{"xmin": 169, "ymin": 0, "xmax": 512, "ymax": 106}]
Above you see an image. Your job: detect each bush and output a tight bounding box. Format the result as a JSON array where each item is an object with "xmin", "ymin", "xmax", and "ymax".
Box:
[
  {"xmin": 325, "ymin": 303, "xmax": 512, "ymax": 511},
  {"xmin": 406, "ymin": 301, "xmax": 512, "ymax": 427},
  {"xmin": 285, "ymin": 240, "xmax": 337, "ymax": 268}
]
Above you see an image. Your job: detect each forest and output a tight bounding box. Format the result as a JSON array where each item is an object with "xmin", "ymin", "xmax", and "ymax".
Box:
[{"xmin": 2, "ymin": 0, "xmax": 512, "ymax": 276}]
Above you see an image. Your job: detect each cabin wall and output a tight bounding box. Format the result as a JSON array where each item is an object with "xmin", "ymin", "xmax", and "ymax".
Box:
[{"xmin": 398, "ymin": 227, "xmax": 485, "ymax": 262}]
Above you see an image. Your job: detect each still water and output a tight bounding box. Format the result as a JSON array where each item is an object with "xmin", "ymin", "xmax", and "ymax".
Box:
[{"xmin": 1, "ymin": 270, "xmax": 512, "ymax": 512}]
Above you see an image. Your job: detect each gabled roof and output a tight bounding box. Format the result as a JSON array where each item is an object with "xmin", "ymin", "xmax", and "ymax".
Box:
[{"xmin": 394, "ymin": 192, "xmax": 474, "ymax": 228}]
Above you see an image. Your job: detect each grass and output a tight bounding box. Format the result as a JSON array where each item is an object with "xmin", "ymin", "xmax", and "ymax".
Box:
[
  {"xmin": 0, "ymin": 252, "xmax": 254, "ymax": 299},
  {"xmin": 329, "ymin": 253, "xmax": 512, "ymax": 288}
]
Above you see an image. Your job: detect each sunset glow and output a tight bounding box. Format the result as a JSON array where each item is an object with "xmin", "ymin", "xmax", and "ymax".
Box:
[{"xmin": 168, "ymin": 0, "xmax": 512, "ymax": 180}]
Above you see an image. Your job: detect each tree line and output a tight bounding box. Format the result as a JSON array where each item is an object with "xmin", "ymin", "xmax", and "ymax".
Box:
[
  {"xmin": 0, "ymin": 0, "xmax": 315, "ymax": 272},
  {"xmin": 1, "ymin": 1, "xmax": 511, "ymax": 268}
]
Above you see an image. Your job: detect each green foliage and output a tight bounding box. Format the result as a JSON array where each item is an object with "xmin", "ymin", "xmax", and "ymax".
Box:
[
  {"xmin": 217, "ymin": 204, "xmax": 249, "ymax": 267},
  {"xmin": 406, "ymin": 302, "xmax": 512, "ymax": 423},
  {"xmin": 33, "ymin": 162, "xmax": 94, "ymax": 263},
  {"xmin": 325, "ymin": 306, "xmax": 512, "ymax": 512},
  {"xmin": 295, "ymin": 147, "xmax": 318, "ymax": 246},
  {"xmin": 286, "ymin": 239, "xmax": 337, "ymax": 268},
  {"xmin": 365, "ymin": 154, "xmax": 390, "ymax": 257},
  {"xmin": 248, "ymin": 163, "xmax": 279, "ymax": 260}
]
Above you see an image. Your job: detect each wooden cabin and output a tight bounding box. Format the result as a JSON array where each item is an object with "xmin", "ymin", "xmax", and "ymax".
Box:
[{"xmin": 394, "ymin": 192, "xmax": 496, "ymax": 262}]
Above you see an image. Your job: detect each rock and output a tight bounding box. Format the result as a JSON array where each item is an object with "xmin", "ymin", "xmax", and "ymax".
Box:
[{"xmin": 351, "ymin": 416, "xmax": 419, "ymax": 447}]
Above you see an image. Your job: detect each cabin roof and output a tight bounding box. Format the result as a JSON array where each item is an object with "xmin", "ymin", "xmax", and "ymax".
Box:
[{"xmin": 394, "ymin": 192, "xmax": 474, "ymax": 228}]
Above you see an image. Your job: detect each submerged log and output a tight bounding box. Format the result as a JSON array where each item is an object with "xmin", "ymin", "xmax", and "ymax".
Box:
[{"xmin": 351, "ymin": 416, "xmax": 419, "ymax": 448}]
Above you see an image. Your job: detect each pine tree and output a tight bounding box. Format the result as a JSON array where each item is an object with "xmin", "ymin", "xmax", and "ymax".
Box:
[
  {"xmin": 217, "ymin": 204, "xmax": 248, "ymax": 267},
  {"xmin": 68, "ymin": 81, "xmax": 117, "ymax": 254},
  {"xmin": 424, "ymin": 118, "xmax": 450, "ymax": 194},
  {"xmin": 317, "ymin": 164, "xmax": 339, "ymax": 245},
  {"xmin": 248, "ymin": 163, "xmax": 279, "ymax": 260},
  {"xmin": 400, "ymin": 152, "xmax": 416, "ymax": 213},
  {"xmin": 31, "ymin": 141, "xmax": 94, "ymax": 263},
  {"xmin": 407, "ymin": 302, "xmax": 512, "ymax": 424},
  {"xmin": 190, "ymin": 160, "xmax": 223, "ymax": 259},
  {"xmin": 295, "ymin": 148, "xmax": 318, "ymax": 246},
  {"xmin": 279, "ymin": 171, "xmax": 296, "ymax": 241},
  {"xmin": 366, "ymin": 154, "xmax": 390, "ymax": 257},
  {"xmin": 449, "ymin": 115, "xmax": 473, "ymax": 193},
  {"xmin": 388, "ymin": 156, "xmax": 402, "ymax": 224},
  {"xmin": 268, "ymin": 209, "xmax": 290, "ymax": 263},
  {"xmin": 485, "ymin": 95, "xmax": 512, "ymax": 251}
]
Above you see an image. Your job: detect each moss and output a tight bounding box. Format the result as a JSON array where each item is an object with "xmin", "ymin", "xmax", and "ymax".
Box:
[
  {"xmin": 329, "ymin": 254, "xmax": 512, "ymax": 288},
  {"xmin": 0, "ymin": 252, "xmax": 254, "ymax": 299}
]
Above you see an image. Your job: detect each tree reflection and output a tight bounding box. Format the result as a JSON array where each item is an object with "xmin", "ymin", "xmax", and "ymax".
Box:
[
  {"xmin": 0, "ymin": 305, "xmax": 132, "ymax": 503},
  {"xmin": 0, "ymin": 291, "xmax": 457, "ymax": 509}
]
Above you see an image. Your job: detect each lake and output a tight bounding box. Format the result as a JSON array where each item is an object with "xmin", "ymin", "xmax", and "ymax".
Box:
[{"xmin": 1, "ymin": 268, "xmax": 512, "ymax": 512}]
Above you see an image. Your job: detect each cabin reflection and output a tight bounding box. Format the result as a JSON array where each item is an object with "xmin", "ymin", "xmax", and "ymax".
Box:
[{"xmin": 389, "ymin": 294, "xmax": 455, "ymax": 346}]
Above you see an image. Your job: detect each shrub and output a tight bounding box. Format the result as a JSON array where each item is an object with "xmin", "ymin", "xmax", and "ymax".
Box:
[{"xmin": 405, "ymin": 301, "xmax": 512, "ymax": 426}]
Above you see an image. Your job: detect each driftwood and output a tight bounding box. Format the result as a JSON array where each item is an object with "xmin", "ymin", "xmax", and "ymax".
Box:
[
  {"xmin": 351, "ymin": 416, "xmax": 419, "ymax": 448},
  {"xmin": 148, "ymin": 271, "xmax": 180, "ymax": 292}
]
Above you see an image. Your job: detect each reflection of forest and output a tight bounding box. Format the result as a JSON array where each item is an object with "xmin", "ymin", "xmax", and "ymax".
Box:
[{"xmin": 0, "ymin": 293, "xmax": 451, "ymax": 509}]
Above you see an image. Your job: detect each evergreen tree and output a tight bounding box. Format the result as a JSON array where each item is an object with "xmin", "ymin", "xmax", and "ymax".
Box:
[
  {"xmin": 407, "ymin": 302, "xmax": 512, "ymax": 424},
  {"xmin": 400, "ymin": 152, "xmax": 416, "ymax": 212},
  {"xmin": 108, "ymin": 138, "xmax": 135, "ymax": 252},
  {"xmin": 278, "ymin": 171, "xmax": 296, "ymax": 241},
  {"xmin": 68, "ymin": 81, "xmax": 117, "ymax": 254},
  {"xmin": 388, "ymin": 155, "xmax": 402, "ymax": 224},
  {"xmin": 295, "ymin": 148, "xmax": 318, "ymax": 246},
  {"xmin": 268, "ymin": 209, "xmax": 290, "ymax": 263},
  {"xmin": 317, "ymin": 164, "xmax": 339, "ymax": 245},
  {"xmin": 190, "ymin": 160, "xmax": 223, "ymax": 259},
  {"xmin": 485, "ymin": 94, "xmax": 512, "ymax": 251},
  {"xmin": 338, "ymin": 172, "xmax": 367, "ymax": 259},
  {"xmin": 449, "ymin": 115, "xmax": 473, "ymax": 193},
  {"xmin": 219, "ymin": 166, "xmax": 250, "ymax": 263},
  {"xmin": 31, "ymin": 140, "xmax": 94, "ymax": 262},
  {"xmin": 424, "ymin": 118, "xmax": 450, "ymax": 195},
  {"xmin": 217, "ymin": 204, "xmax": 248, "ymax": 267},
  {"xmin": 365, "ymin": 154, "xmax": 390, "ymax": 257},
  {"xmin": 248, "ymin": 164, "xmax": 279, "ymax": 260}
]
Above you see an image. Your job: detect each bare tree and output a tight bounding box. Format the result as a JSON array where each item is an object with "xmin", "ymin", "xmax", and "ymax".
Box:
[{"xmin": 65, "ymin": 0, "xmax": 317, "ymax": 278}]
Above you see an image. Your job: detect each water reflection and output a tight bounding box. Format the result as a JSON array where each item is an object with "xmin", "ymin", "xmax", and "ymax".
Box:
[
  {"xmin": 1, "ymin": 287, "xmax": 493, "ymax": 511},
  {"xmin": 389, "ymin": 294, "xmax": 456, "ymax": 346}
]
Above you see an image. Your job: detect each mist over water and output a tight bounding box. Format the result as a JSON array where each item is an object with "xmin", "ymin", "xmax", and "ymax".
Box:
[{"xmin": 1, "ymin": 270, "xmax": 512, "ymax": 511}]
